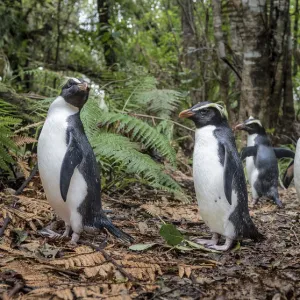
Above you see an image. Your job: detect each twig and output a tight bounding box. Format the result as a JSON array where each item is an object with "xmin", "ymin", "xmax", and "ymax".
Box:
[
  {"xmin": 77, "ymin": 238, "xmax": 107, "ymax": 252},
  {"xmin": 0, "ymin": 217, "xmax": 11, "ymax": 237},
  {"xmin": 2, "ymin": 281, "xmax": 25, "ymax": 300},
  {"xmin": 78, "ymin": 238, "xmax": 135, "ymax": 281},
  {"xmin": 0, "ymin": 200, "xmax": 18, "ymax": 237},
  {"xmin": 15, "ymin": 164, "xmax": 38, "ymax": 195},
  {"xmin": 6, "ymin": 281, "xmax": 24, "ymax": 298},
  {"xmin": 100, "ymin": 249, "xmax": 136, "ymax": 282}
]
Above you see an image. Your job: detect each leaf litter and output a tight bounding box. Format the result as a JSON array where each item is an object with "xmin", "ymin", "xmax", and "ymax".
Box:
[{"xmin": 0, "ymin": 175, "xmax": 300, "ymax": 299}]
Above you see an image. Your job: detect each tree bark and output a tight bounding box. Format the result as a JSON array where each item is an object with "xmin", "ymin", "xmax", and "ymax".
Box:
[
  {"xmin": 238, "ymin": 0, "xmax": 270, "ymax": 126},
  {"xmin": 281, "ymin": 12, "xmax": 295, "ymax": 137},
  {"xmin": 269, "ymin": 0, "xmax": 291, "ymax": 129},
  {"xmin": 178, "ymin": 0, "xmax": 202, "ymax": 105},
  {"xmin": 211, "ymin": 0, "xmax": 231, "ymax": 120},
  {"xmin": 97, "ymin": 0, "xmax": 116, "ymax": 67}
]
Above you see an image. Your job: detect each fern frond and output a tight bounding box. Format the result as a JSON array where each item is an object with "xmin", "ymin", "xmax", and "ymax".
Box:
[
  {"xmin": 135, "ymin": 89, "xmax": 182, "ymax": 118},
  {"xmin": 0, "ymin": 116, "xmax": 21, "ymax": 171},
  {"xmin": 13, "ymin": 135, "xmax": 37, "ymax": 146},
  {"xmin": 91, "ymin": 132, "xmax": 182, "ymax": 193},
  {"xmin": 98, "ymin": 112, "xmax": 177, "ymax": 166}
]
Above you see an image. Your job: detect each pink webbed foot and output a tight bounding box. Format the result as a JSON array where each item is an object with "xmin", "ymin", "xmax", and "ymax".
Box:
[{"xmin": 194, "ymin": 233, "xmax": 219, "ymax": 246}]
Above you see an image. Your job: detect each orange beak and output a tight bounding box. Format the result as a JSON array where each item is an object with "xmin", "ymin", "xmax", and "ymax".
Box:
[
  {"xmin": 179, "ymin": 109, "xmax": 195, "ymax": 118},
  {"xmin": 234, "ymin": 123, "xmax": 245, "ymax": 131},
  {"xmin": 77, "ymin": 82, "xmax": 89, "ymax": 91}
]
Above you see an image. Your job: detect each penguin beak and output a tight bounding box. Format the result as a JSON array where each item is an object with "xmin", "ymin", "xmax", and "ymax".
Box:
[
  {"xmin": 234, "ymin": 123, "xmax": 245, "ymax": 131},
  {"xmin": 179, "ymin": 109, "xmax": 195, "ymax": 118},
  {"xmin": 77, "ymin": 82, "xmax": 89, "ymax": 91}
]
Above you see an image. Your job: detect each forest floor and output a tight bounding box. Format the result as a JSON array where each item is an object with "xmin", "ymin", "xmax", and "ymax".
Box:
[{"xmin": 0, "ymin": 174, "xmax": 300, "ymax": 300}]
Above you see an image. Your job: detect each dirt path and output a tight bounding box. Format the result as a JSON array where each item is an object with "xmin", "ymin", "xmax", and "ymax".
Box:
[{"xmin": 0, "ymin": 178, "xmax": 299, "ymax": 299}]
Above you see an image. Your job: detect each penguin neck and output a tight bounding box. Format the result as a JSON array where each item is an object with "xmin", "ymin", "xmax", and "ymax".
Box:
[
  {"xmin": 48, "ymin": 96, "xmax": 80, "ymax": 117},
  {"xmin": 247, "ymin": 131, "xmax": 270, "ymax": 147}
]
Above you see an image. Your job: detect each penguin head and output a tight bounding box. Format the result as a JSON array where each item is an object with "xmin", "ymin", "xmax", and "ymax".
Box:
[
  {"xmin": 235, "ymin": 117, "xmax": 265, "ymax": 134},
  {"xmin": 178, "ymin": 101, "xmax": 228, "ymax": 128},
  {"xmin": 60, "ymin": 78, "xmax": 90, "ymax": 109}
]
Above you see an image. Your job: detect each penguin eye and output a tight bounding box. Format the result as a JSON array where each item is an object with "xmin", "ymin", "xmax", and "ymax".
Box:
[
  {"xmin": 65, "ymin": 80, "xmax": 75, "ymax": 89},
  {"xmin": 200, "ymin": 109, "xmax": 209, "ymax": 114}
]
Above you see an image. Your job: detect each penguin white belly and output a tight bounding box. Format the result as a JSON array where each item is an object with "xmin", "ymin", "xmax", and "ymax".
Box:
[
  {"xmin": 37, "ymin": 99, "xmax": 85, "ymax": 227},
  {"xmin": 294, "ymin": 138, "xmax": 300, "ymax": 201},
  {"xmin": 38, "ymin": 113, "xmax": 70, "ymax": 223},
  {"xmin": 193, "ymin": 126, "xmax": 236, "ymax": 238},
  {"xmin": 246, "ymin": 134, "xmax": 258, "ymax": 198}
]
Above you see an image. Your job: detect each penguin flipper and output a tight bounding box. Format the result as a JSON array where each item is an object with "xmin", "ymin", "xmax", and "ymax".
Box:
[
  {"xmin": 60, "ymin": 132, "xmax": 83, "ymax": 201},
  {"xmin": 223, "ymin": 144, "xmax": 236, "ymax": 205},
  {"xmin": 273, "ymin": 148, "xmax": 295, "ymax": 159},
  {"xmin": 240, "ymin": 146, "xmax": 257, "ymax": 161}
]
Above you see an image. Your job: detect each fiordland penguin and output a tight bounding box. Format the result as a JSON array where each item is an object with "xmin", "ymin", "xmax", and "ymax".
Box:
[
  {"xmin": 37, "ymin": 78, "xmax": 133, "ymax": 244},
  {"xmin": 235, "ymin": 117, "xmax": 294, "ymax": 207},
  {"xmin": 179, "ymin": 102, "xmax": 262, "ymax": 251}
]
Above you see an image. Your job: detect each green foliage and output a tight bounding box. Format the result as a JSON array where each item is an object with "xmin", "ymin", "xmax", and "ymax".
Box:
[
  {"xmin": 81, "ymin": 95, "xmax": 182, "ymax": 195},
  {"xmin": 97, "ymin": 112, "xmax": 177, "ymax": 166},
  {"xmin": 0, "ymin": 115, "xmax": 21, "ymax": 171},
  {"xmin": 159, "ymin": 223, "xmax": 184, "ymax": 246}
]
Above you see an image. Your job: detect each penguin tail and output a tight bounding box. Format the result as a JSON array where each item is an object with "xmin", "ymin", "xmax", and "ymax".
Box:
[
  {"xmin": 246, "ymin": 221, "xmax": 264, "ymax": 242},
  {"xmin": 95, "ymin": 215, "xmax": 134, "ymax": 244},
  {"xmin": 250, "ymin": 230, "xmax": 265, "ymax": 242}
]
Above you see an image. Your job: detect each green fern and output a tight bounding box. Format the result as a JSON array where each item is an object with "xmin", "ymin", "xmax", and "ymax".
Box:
[
  {"xmin": 136, "ymin": 89, "xmax": 182, "ymax": 118},
  {"xmin": 97, "ymin": 112, "xmax": 177, "ymax": 166},
  {"xmin": 91, "ymin": 132, "xmax": 180, "ymax": 190},
  {"xmin": 0, "ymin": 116, "xmax": 21, "ymax": 171},
  {"xmin": 81, "ymin": 97, "xmax": 182, "ymax": 195}
]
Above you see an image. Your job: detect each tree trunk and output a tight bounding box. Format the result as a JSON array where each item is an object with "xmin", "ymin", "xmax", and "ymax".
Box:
[
  {"xmin": 293, "ymin": 0, "xmax": 299, "ymax": 76},
  {"xmin": 281, "ymin": 13, "xmax": 295, "ymax": 138},
  {"xmin": 178, "ymin": 0, "xmax": 202, "ymax": 105},
  {"xmin": 239, "ymin": 1, "xmax": 270, "ymax": 126},
  {"xmin": 211, "ymin": 0, "xmax": 231, "ymax": 120},
  {"xmin": 97, "ymin": 0, "xmax": 116, "ymax": 67},
  {"xmin": 269, "ymin": 0, "xmax": 291, "ymax": 130}
]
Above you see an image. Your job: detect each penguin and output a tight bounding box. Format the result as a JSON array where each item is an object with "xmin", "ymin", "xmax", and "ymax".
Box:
[
  {"xmin": 179, "ymin": 102, "xmax": 262, "ymax": 251},
  {"xmin": 235, "ymin": 117, "xmax": 294, "ymax": 207},
  {"xmin": 37, "ymin": 78, "xmax": 133, "ymax": 244}
]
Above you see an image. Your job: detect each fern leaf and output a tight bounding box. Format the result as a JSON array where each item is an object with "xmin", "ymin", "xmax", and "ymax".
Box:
[
  {"xmin": 91, "ymin": 132, "xmax": 181, "ymax": 193},
  {"xmin": 98, "ymin": 112, "xmax": 177, "ymax": 166},
  {"xmin": 13, "ymin": 135, "xmax": 37, "ymax": 146}
]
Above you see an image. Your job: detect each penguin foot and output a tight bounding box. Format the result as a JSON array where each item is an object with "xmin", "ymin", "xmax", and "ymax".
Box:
[
  {"xmin": 274, "ymin": 199, "xmax": 283, "ymax": 208},
  {"xmin": 251, "ymin": 198, "xmax": 259, "ymax": 207},
  {"xmin": 208, "ymin": 238, "xmax": 233, "ymax": 251},
  {"xmin": 62, "ymin": 225, "xmax": 71, "ymax": 237},
  {"xmin": 69, "ymin": 232, "xmax": 80, "ymax": 245},
  {"xmin": 194, "ymin": 233, "xmax": 219, "ymax": 246}
]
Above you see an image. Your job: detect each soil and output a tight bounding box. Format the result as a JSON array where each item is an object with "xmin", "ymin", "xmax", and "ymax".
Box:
[{"xmin": 0, "ymin": 175, "xmax": 300, "ymax": 299}]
